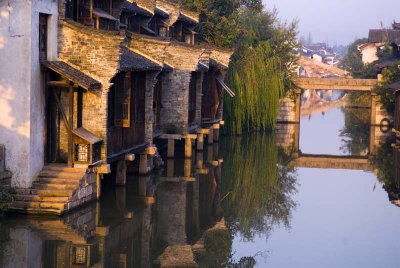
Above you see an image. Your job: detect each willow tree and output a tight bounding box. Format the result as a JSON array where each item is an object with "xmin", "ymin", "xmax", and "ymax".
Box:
[{"xmin": 224, "ymin": 41, "xmax": 284, "ymax": 134}]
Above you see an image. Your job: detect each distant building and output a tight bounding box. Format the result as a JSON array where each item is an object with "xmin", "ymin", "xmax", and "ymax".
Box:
[{"xmin": 359, "ymin": 21, "xmax": 400, "ymax": 64}]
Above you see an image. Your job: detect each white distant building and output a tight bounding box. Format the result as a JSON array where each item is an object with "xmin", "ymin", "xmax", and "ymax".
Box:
[{"xmin": 358, "ymin": 22, "xmax": 400, "ymax": 64}]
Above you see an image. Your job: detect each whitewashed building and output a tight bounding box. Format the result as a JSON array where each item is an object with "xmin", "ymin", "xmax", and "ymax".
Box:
[{"xmin": 0, "ymin": 0, "xmax": 59, "ymax": 187}]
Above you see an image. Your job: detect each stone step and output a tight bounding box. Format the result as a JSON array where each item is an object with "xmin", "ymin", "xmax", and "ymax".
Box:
[
  {"xmin": 33, "ymin": 182, "xmax": 77, "ymax": 191},
  {"xmin": 13, "ymin": 194, "xmax": 69, "ymax": 203},
  {"xmin": 15, "ymin": 188, "xmax": 73, "ymax": 197},
  {"xmin": 43, "ymin": 165, "xmax": 87, "ymax": 173},
  {"xmin": 8, "ymin": 207, "xmax": 63, "ymax": 216},
  {"xmin": 39, "ymin": 170, "xmax": 84, "ymax": 179},
  {"xmin": 12, "ymin": 201, "xmax": 65, "ymax": 211},
  {"xmin": 37, "ymin": 177, "xmax": 81, "ymax": 185}
]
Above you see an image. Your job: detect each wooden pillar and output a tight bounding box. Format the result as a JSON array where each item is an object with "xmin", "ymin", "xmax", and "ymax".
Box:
[
  {"xmin": 68, "ymin": 85, "xmax": 74, "ymax": 167},
  {"xmin": 115, "ymin": 160, "xmax": 127, "ymax": 186},
  {"xmin": 168, "ymin": 139, "xmax": 175, "ymax": 158},
  {"xmin": 197, "ymin": 133, "xmax": 204, "ymax": 151},
  {"xmin": 139, "ymin": 154, "xmax": 148, "ymax": 175},
  {"xmin": 207, "ymin": 129, "xmax": 214, "ymax": 145},
  {"xmin": 185, "ymin": 138, "xmax": 192, "ymax": 158},
  {"xmin": 213, "ymin": 124, "xmax": 220, "ymax": 142}
]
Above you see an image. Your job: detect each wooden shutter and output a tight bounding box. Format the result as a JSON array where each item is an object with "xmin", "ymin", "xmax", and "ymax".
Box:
[
  {"xmin": 115, "ymin": 72, "xmax": 131, "ymax": 128},
  {"xmin": 77, "ymin": 0, "xmax": 93, "ymax": 25}
]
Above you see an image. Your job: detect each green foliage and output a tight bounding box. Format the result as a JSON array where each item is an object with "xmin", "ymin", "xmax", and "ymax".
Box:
[
  {"xmin": 220, "ymin": 133, "xmax": 297, "ymax": 240},
  {"xmin": 180, "ymin": 0, "xmax": 299, "ymax": 134},
  {"xmin": 339, "ymin": 38, "xmax": 377, "ymax": 78},
  {"xmin": 224, "ymin": 42, "xmax": 284, "ymax": 133},
  {"xmin": 339, "ymin": 107, "xmax": 371, "ymax": 155},
  {"xmin": 374, "ymin": 62, "xmax": 400, "ymax": 114}
]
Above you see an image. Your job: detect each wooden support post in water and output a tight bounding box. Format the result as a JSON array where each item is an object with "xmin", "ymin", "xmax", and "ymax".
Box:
[
  {"xmin": 197, "ymin": 133, "xmax": 204, "ymax": 151},
  {"xmin": 115, "ymin": 160, "xmax": 127, "ymax": 186},
  {"xmin": 138, "ymin": 176, "xmax": 147, "ymax": 197},
  {"xmin": 68, "ymin": 85, "xmax": 74, "ymax": 167},
  {"xmin": 208, "ymin": 129, "xmax": 214, "ymax": 145},
  {"xmin": 213, "ymin": 124, "xmax": 220, "ymax": 142},
  {"xmin": 168, "ymin": 139, "xmax": 175, "ymax": 158},
  {"xmin": 167, "ymin": 159, "xmax": 174, "ymax": 177},
  {"xmin": 196, "ymin": 152, "xmax": 203, "ymax": 169},
  {"xmin": 139, "ymin": 154, "xmax": 148, "ymax": 175},
  {"xmin": 185, "ymin": 138, "xmax": 192, "ymax": 158}
]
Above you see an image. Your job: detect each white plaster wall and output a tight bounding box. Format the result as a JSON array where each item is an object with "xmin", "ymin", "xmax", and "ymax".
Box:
[
  {"xmin": 361, "ymin": 44, "xmax": 379, "ymax": 64},
  {"xmin": 0, "ymin": 0, "xmax": 58, "ymax": 187}
]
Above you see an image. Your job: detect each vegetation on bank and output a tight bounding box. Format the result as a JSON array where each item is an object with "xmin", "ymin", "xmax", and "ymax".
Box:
[
  {"xmin": 340, "ymin": 38, "xmax": 400, "ymax": 113},
  {"xmin": 180, "ymin": 0, "xmax": 299, "ymax": 134}
]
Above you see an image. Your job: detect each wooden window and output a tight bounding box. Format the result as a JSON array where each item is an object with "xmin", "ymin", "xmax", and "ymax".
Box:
[
  {"xmin": 133, "ymin": 72, "xmax": 146, "ymax": 124},
  {"xmin": 107, "ymin": 86, "xmax": 115, "ymax": 127},
  {"xmin": 39, "ymin": 14, "xmax": 48, "ymax": 61},
  {"xmin": 115, "ymin": 72, "xmax": 131, "ymax": 128}
]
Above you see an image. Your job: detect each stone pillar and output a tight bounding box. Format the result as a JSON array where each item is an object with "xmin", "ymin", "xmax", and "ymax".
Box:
[
  {"xmin": 138, "ymin": 176, "xmax": 148, "ymax": 197},
  {"xmin": 185, "ymin": 138, "xmax": 192, "ymax": 158},
  {"xmin": 115, "ymin": 160, "xmax": 127, "ymax": 186},
  {"xmin": 371, "ymin": 93, "xmax": 378, "ymax": 126},
  {"xmin": 195, "ymin": 73, "xmax": 204, "ymax": 124},
  {"xmin": 115, "ymin": 187, "xmax": 126, "ymax": 212},
  {"xmin": 213, "ymin": 124, "xmax": 220, "ymax": 142},
  {"xmin": 184, "ymin": 159, "xmax": 192, "ymax": 178},
  {"xmin": 294, "ymin": 89, "xmax": 301, "ymax": 124},
  {"xmin": 197, "ymin": 133, "xmax": 204, "ymax": 151},
  {"xmin": 167, "ymin": 159, "xmax": 174, "ymax": 177},
  {"xmin": 168, "ymin": 140, "xmax": 175, "ymax": 158},
  {"xmin": 145, "ymin": 71, "xmax": 161, "ymax": 144},
  {"xmin": 139, "ymin": 154, "xmax": 148, "ymax": 175},
  {"xmin": 207, "ymin": 129, "xmax": 214, "ymax": 145}
]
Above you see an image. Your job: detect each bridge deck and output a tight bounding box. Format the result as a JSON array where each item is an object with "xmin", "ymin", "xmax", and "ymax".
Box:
[
  {"xmin": 290, "ymin": 154, "xmax": 373, "ymax": 171},
  {"xmin": 294, "ymin": 78, "xmax": 378, "ymax": 91}
]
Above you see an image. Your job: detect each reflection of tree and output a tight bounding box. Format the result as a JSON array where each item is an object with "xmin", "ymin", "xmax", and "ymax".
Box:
[
  {"xmin": 339, "ymin": 107, "xmax": 370, "ymax": 155},
  {"xmin": 371, "ymin": 135, "xmax": 399, "ymax": 202},
  {"xmin": 220, "ymin": 133, "xmax": 297, "ymax": 241}
]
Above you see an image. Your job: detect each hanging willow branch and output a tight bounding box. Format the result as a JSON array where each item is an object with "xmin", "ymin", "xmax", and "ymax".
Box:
[{"xmin": 224, "ymin": 41, "xmax": 284, "ymax": 134}]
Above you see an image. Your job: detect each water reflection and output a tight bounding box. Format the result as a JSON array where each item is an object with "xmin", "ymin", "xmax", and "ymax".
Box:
[{"xmin": 1, "ymin": 108, "xmax": 400, "ymax": 267}]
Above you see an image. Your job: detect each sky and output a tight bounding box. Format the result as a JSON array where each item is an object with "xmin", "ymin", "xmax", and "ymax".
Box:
[{"xmin": 263, "ymin": 0, "xmax": 400, "ymax": 46}]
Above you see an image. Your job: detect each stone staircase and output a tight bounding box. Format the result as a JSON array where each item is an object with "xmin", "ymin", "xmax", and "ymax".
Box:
[{"xmin": 10, "ymin": 165, "xmax": 97, "ymax": 215}]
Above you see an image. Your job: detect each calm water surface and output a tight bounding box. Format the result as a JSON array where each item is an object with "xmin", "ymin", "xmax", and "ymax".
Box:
[{"xmin": 0, "ymin": 104, "xmax": 398, "ymax": 267}]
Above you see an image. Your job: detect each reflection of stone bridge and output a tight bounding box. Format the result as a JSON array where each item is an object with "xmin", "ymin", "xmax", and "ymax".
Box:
[
  {"xmin": 289, "ymin": 154, "xmax": 373, "ymax": 171},
  {"xmin": 301, "ymin": 90, "xmax": 347, "ymax": 117},
  {"xmin": 276, "ymin": 122, "xmax": 390, "ymax": 171}
]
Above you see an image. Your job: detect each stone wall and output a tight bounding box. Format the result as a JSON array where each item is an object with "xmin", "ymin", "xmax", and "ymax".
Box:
[
  {"xmin": 145, "ymin": 71, "xmax": 162, "ymax": 144},
  {"xmin": 66, "ymin": 171, "xmax": 98, "ymax": 212},
  {"xmin": 59, "ymin": 20, "xmax": 124, "ymax": 159},
  {"xmin": 277, "ymin": 97, "xmax": 297, "ymax": 123},
  {"xmin": 160, "ymin": 71, "xmax": 191, "ymax": 134}
]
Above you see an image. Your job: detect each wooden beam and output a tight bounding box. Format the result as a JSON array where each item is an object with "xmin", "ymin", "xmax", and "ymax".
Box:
[{"xmin": 47, "ymin": 81, "xmax": 70, "ymax": 88}]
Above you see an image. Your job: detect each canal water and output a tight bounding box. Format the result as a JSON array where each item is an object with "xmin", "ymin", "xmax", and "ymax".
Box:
[{"xmin": 0, "ymin": 96, "xmax": 399, "ymax": 267}]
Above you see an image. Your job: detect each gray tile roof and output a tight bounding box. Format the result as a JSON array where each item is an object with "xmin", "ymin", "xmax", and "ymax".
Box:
[
  {"xmin": 368, "ymin": 29, "xmax": 400, "ymax": 44},
  {"xmin": 42, "ymin": 61, "xmax": 101, "ymax": 91},
  {"xmin": 122, "ymin": 1, "xmax": 153, "ymax": 17},
  {"xmin": 120, "ymin": 47, "xmax": 162, "ymax": 71}
]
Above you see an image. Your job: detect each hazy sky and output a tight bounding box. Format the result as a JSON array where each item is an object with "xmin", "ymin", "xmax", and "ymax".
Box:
[{"xmin": 263, "ymin": 0, "xmax": 400, "ymax": 46}]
